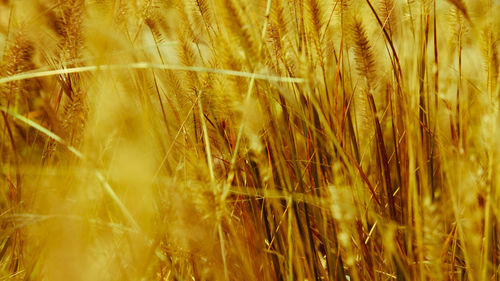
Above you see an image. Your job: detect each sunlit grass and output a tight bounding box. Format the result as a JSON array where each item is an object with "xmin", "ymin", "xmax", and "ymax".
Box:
[{"xmin": 1, "ymin": 0, "xmax": 499, "ymax": 280}]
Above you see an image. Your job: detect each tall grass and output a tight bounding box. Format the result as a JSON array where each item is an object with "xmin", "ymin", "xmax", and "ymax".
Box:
[{"xmin": 0, "ymin": 0, "xmax": 499, "ymax": 280}]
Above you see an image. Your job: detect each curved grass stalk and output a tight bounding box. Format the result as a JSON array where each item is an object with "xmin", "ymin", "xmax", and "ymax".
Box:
[{"xmin": 0, "ymin": 63, "xmax": 304, "ymax": 85}]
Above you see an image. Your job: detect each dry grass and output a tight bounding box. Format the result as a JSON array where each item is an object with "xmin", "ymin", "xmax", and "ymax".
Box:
[{"xmin": 0, "ymin": 0, "xmax": 499, "ymax": 280}]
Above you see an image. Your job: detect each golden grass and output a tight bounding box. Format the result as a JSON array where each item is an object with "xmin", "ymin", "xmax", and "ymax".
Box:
[{"xmin": 1, "ymin": 0, "xmax": 500, "ymax": 280}]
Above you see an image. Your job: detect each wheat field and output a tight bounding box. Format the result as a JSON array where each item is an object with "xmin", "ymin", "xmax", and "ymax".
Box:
[{"xmin": 0, "ymin": 0, "xmax": 499, "ymax": 280}]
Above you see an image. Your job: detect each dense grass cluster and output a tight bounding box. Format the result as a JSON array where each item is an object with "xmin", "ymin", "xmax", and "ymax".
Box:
[{"xmin": 1, "ymin": 0, "xmax": 499, "ymax": 280}]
